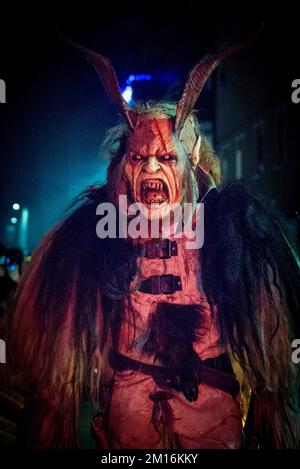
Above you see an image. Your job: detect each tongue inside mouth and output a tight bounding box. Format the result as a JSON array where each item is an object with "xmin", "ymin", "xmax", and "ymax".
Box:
[
  {"xmin": 144, "ymin": 190, "xmax": 168, "ymax": 204},
  {"xmin": 141, "ymin": 179, "xmax": 168, "ymax": 205}
]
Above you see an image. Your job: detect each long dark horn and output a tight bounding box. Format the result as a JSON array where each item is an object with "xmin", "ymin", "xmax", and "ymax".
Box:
[
  {"xmin": 175, "ymin": 25, "xmax": 263, "ymax": 131},
  {"xmin": 58, "ymin": 32, "xmax": 136, "ymax": 130}
]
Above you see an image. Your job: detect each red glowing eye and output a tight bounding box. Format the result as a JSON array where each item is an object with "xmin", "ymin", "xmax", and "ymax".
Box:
[{"xmin": 164, "ymin": 154, "xmax": 170, "ymax": 160}]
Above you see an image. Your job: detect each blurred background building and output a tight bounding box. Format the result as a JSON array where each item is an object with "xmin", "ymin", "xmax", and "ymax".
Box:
[{"xmin": 215, "ymin": 19, "xmax": 300, "ymax": 233}]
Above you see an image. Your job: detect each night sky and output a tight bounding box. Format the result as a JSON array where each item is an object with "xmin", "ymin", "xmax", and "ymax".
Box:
[{"xmin": 0, "ymin": 3, "xmax": 299, "ymax": 250}]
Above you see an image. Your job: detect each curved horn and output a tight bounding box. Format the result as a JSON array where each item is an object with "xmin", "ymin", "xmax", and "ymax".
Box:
[
  {"xmin": 58, "ymin": 32, "xmax": 136, "ymax": 130},
  {"xmin": 175, "ymin": 25, "xmax": 263, "ymax": 131}
]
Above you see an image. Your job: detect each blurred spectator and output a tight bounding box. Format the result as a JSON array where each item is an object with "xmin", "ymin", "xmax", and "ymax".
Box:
[{"xmin": 0, "ymin": 245, "xmax": 24, "ymax": 317}]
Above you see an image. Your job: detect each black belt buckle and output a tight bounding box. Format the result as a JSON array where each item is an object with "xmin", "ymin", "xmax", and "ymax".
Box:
[{"xmin": 151, "ymin": 274, "xmax": 182, "ymax": 294}]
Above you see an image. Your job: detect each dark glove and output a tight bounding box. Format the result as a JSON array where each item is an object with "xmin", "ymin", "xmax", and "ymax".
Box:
[
  {"xmin": 142, "ymin": 302, "xmax": 204, "ymax": 402},
  {"xmin": 154, "ymin": 350, "xmax": 201, "ymax": 402}
]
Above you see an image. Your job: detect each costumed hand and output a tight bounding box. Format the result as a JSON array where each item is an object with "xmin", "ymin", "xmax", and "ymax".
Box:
[{"xmin": 154, "ymin": 350, "xmax": 201, "ymax": 402}]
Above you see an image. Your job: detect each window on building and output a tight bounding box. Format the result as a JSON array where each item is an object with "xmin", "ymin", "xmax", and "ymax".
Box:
[
  {"xmin": 221, "ymin": 143, "xmax": 231, "ymax": 182},
  {"xmin": 222, "ymin": 158, "xmax": 228, "ymax": 182},
  {"xmin": 235, "ymin": 135, "xmax": 244, "ymax": 179}
]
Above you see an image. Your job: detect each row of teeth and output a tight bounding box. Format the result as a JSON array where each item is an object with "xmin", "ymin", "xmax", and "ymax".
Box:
[{"xmin": 142, "ymin": 180, "xmax": 163, "ymax": 191}]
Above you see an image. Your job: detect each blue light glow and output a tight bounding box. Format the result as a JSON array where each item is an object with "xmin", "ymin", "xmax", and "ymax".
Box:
[
  {"xmin": 122, "ymin": 73, "xmax": 153, "ymax": 105},
  {"xmin": 122, "ymin": 85, "xmax": 133, "ymax": 104},
  {"xmin": 10, "ymin": 217, "xmax": 18, "ymax": 224},
  {"xmin": 126, "ymin": 74, "xmax": 152, "ymax": 85},
  {"xmin": 13, "ymin": 203, "xmax": 20, "ymax": 210}
]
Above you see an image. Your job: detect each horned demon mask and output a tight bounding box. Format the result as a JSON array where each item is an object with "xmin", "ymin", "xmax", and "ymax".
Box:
[{"xmin": 61, "ymin": 30, "xmax": 260, "ymax": 220}]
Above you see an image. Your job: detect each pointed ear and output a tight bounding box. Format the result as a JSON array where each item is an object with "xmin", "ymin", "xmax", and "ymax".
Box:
[{"xmin": 191, "ymin": 135, "xmax": 201, "ymax": 169}]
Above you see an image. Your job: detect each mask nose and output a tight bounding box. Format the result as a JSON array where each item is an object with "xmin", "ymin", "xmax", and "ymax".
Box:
[{"xmin": 143, "ymin": 156, "xmax": 160, "ymax": 174}]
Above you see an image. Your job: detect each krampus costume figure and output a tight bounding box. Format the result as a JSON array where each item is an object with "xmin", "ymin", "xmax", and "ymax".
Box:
[{"xmin": 2, "ymin": 33, "xmax": 300, "ymax": 449}]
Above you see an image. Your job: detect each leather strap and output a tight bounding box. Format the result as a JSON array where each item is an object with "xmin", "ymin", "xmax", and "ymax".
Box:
[
  {"xmin": 139, "ymin": 274, "xmax": 182, "ymax": 294},
  {"xmin": 143, "ymin": 239, "xmax": 178, "ymax": 259},
  {"xmin": 109, "ymin": 350, "xmax": 240, "ymax": 398}
]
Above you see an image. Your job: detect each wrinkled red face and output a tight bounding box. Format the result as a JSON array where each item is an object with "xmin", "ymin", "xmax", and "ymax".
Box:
[{"xmin": 123, "ymin": 115, "xmax": 191, "ymax": 219}]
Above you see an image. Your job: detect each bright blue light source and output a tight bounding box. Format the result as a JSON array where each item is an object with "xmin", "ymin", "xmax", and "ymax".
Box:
[
  {"xmin": 122, "ymin": 85, "xmax": 133, "ymax": 104},
  {"xmin": 10, "ymin": 217, "xmax": 18, "ymax": 224},
  {"xmin": 13, "ymin": 203, "xmax": 20, "ymax": 210},
  {"xmin": 122, "ymin": 74, "xmax": 152, "ymax": 104},
  {"xmin": 127, "ymin": 74, "xmax": 135, "ymax": 83},
  {"xmin": 126, "ymin": 74, "xmax": 152, "ymax": 85}
]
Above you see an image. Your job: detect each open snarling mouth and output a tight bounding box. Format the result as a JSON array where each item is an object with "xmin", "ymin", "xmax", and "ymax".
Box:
[{"xmin": 140, "ymin": 178, "xmax": 169, "ymax": 205}]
